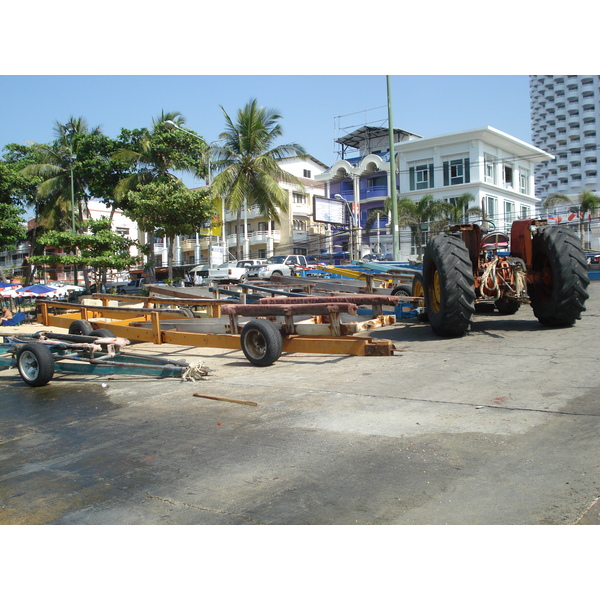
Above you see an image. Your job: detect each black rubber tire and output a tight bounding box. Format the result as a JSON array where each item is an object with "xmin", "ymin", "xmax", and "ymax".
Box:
[
  {"xmin": 270, "ymin": 270, "xmax": 283, "ymax": 279},
  {"xmin": 68, "ymin": 319, "xmax": 94, "ymax": 335},
  {"xmin": 495, "ymin": 298, "xmax": 521, "ymax": 315},
  {"xmin": 89, "ymin": 328, "xmax": 115, "ymax": 337},
  {"xmin": 240, "ymin": 319, "xmax": 283, "ymax": 367},
  {"xmin": 391, "ymin": 285, "xmax": 412, "ymax": 296},
  {"xmin": 529, "ymin": 226, "xmax": 590, "ymax": 326},
  {"xmin": 239, "ymin": 273, "xmax": 248, "ymax": 283},
  {"xmin": 423, "ymin": 233, "xmax": 475, "ymax": 337},
  {"xmin": 17, "ymin": 343, "xmax": 55, "ymax": 387}
]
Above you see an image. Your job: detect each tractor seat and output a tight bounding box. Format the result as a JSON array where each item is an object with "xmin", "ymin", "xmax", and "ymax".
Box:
[{"xmin": 481, "ymin": 232, "xmax": 509, "ymax": 249}]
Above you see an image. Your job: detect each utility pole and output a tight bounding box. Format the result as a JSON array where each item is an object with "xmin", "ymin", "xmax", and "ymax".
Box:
[{"xmin": 387, "ymin": 76, "xmax": 400, "ymax": 261}]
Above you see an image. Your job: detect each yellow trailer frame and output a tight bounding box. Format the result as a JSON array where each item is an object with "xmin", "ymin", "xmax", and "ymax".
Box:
[{"xmin": 36, "ymin": 300, "xmax": 396, "ymax": 362}]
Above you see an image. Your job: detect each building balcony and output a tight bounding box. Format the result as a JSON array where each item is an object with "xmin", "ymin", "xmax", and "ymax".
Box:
[
  {"xmin": 180, "ymin": 239, "xmax": 199, "ymax": 252},
  {"xmin": 291, "ymin": 204, "xmax": 312, "ymax": 217},
  {"xmin": 293, "ymin": 231, "xmax": 309, "ymax": 244},
  {"xmin": 226, "ymin": 230, "xmax": 281, "ymax": 246}
]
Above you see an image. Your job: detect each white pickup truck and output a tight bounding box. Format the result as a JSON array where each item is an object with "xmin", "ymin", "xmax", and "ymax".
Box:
[
  {"xmin": 208, "ymin": 260, "xmax": 264, "ymax": 284},
  {"xmin": 246, "ymin": 255, "xmax": 308, "ymax": 280}
]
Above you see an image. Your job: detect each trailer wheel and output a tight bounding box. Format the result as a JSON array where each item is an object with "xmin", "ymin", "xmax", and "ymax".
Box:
[
  {"xmin": 17, "ymin": 343, "xmax": 55, "ymax": 387},
  {"xmin": 391, "ymin": 285, "xmax": 411, "ymax": 296},
  {"xmin": 68, "ymin": 319, "xmax": 94, "ymax": 335},
  {"xmin": 240, "ymin": 319, "xmax": 283, "ymax": 366},
  {"xmin": 423, "ymin": 233, "xmax": 475, "ymax": 337},
  {"xmin": 529, "ymin": 226, "xmax": 590, "ymax": 326}
]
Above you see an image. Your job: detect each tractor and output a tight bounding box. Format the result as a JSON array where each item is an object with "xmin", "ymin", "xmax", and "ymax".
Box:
[{"xmin": 421, "ymin": 219, "xmax": 590, "ymax": 337}]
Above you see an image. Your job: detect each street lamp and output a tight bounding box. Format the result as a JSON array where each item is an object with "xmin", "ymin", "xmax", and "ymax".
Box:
[
  {"xmin": 64, "ymin": 125, "xmax": 76, "ymax": 235},
  {"xmin": 335, "ymin": 193, "xmax": 359, "ymax": 261},
  {"xmin": 65, "ymin": 125, "xmax": 77, "ymax": 285}
]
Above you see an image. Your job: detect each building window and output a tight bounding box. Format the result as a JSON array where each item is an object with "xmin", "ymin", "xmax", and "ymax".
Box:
[
  {"xmin": 503, "ymin": 164, "xmax": 514, "ymax": 188},
  {"xmin": 116, "ymin": 227, "xmax": 130, "ymax": 236},
  {"xmin": 293, "ymin": 220, "xmax": 307, "ymax": 231},
  {"xmin": 367, "ymin": 175, "xmax": 387, "ymax": 191},
  {"xmin": 519, "ymin": 172, "xmax": 529, "ymax": 195},
  {"xmin": 484, "ymin": 154, "xmax": 496, "ymax": 184},
  {"xmin": 409, "ymin": 161, "xmax": 434, "ymax": 190},
  {"xmin": 292, "ymin": 248, "xmax": 307, "ymax": 255},
  {"xmin": 258, "ymin": 249, "xmax": 266, "ymax": 259},
  {"xmin": 443, "ymin": 157, "xmax": 470, "ymax": 186},
  {"xmin": 303, "ymin": 169, "xmax": 312, "ymax": 178},
  {"xmin": 520, "ymin": 205, "xmax": 530, "ymax": 218},
  {"xmin": 484, "ymin": 196, "xmax": 498, "ymax": 219},
  {"xmin": 293, "ymin": 193, "xmax": 306, "ymax": 204},
  {"xmin": 504, "ymin": 201, "xmax": 515, "ymax": 224}
]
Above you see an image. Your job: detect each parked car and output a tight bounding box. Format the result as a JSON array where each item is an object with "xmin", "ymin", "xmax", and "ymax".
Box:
[
  {"xmin": 208, "ymin": 261, "xmax": 250, "ymax": 284},
  {"xmin": 47, "ymin": 280, "xmax": 85, "ymax": 293},
  {"xmin": 249, "ymin": 255, "xmax": 309, "ymax": 280},
  {"xmin": 119, "ymin": 278, "xmax": 164, "ymax": 295},
  {"xmin": 188, "ymin": 264, "xmax": 209, "ymax": 285}
]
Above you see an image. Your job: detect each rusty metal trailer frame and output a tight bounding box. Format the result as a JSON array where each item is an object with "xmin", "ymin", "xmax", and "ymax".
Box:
[{"xmin": 35, "ymin": 298, "xmax": 397, "ymax": 364}]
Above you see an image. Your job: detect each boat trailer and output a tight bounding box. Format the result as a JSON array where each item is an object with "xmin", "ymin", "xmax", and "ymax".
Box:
[
  {"xmin": 33, "ymin": 295, "xmax": 401, "ymax": 367},
  {"xmin": 0, "ymin": 331, "xmax": 208, "ymax": 387}
]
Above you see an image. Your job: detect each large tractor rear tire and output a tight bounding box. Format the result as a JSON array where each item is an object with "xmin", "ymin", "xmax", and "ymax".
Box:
[
  {"xmin": 423, "ymin": 233, "xmax": 476, "ymax": 337},
  {"xmin": 529, "ymin": 226, "xmax": 590, "ymax": 326}
]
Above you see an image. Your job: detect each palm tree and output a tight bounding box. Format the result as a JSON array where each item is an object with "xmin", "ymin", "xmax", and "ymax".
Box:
[
  {"xmin": 544, "ymin": 190, "xmax": 600, "ymax": 249},
  {"xmin": 113, "ymin": 111, "xmax": 204, "ymax": 203},
  {"xmin": 211, "ymin": 99, "xmax": 306, "ymax": 259},
  {"xmin": 20, "ymin": 116, "xmax": 102, "ymax": 285},
  {"xmin": 20, "ymin": 116, "xmax": 100, "ymax": 232},
  {"xmin": 385, "ymin": 194, "xmax": 447, "ymax": 259},
  {"xmin": 440, "ymin": 192, "xmax": 482, "ymax": 226}
]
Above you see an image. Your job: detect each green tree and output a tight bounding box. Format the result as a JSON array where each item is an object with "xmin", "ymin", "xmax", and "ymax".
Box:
[
  {"xmin": 20, "ymin": 117, "xmax": 103, "ymax": 232},
  {"xmin": 385, "ymin": 194, "xmax": 447, "ymax": 259},
  {"xmin": 543, "ymin": 190, "xmax": 600, "ymax": 249},
  {"xmin": 125, "ymin": 179, "xmax": 216, "ymax": 280},
  {"xmin": 19, "ymin": 117, "xmax": 107, "ymax": 287},
  {"xmin": 0, "ymin": 203, "xmax": 27, "ymax": 283},
  {"xmin": 113, "ymin": 111, "xmax": 207, "ymax": 204},
  {"xmin": 28, "ymin": 218, "xmax": 142, "ymax": 290},
  {"xmin": 211, "ymin": 98, "xmax": 306, "ymax": 259},
  {"xmin": 440, "ymin": 192, "xmax": 482, "ymax": 226}
]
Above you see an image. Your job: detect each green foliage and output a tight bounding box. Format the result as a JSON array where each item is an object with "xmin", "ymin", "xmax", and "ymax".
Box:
[
  {"xmin": 29, "ymin": 218, "xmax": 140, "ymax": 275},
  {"xmin": 113, "ymin": 112, "xmax": 208, "ymax": 203},
  {"xmin": 125, "ymin": 179, "xmax": 216, "ymax": 278},
  {"xmin": 0, "ymin": 203, "xmax": 27, "ymax": 252},
  {"xmin": 386, "ymin": 194, "xmax": 448, "ymax": 258},
  {"xmin": 211, "ymin": 98, "xmax": 306, "ymax": 258},
  {"xmin": 439, "ymin": 193, "xmax": 482, "ymax": 226}
]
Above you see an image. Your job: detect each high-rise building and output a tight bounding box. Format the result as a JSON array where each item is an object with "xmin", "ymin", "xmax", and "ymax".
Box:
[{"xmin": 530, "ymin": 75, "xmax": 599, "ymax": 199}]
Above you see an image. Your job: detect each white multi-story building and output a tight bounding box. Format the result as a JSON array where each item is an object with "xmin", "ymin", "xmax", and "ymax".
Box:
[
  {"xmin": 160, "ymin": 155, "xmax": 329, "ymax": 268},
  {"xmin": 316, "ymin": 125, "xmax": 552, "ymax": 261},
  {"xmin": 530, "ymin": 75, "xmax": 599, "ymax": 198}
]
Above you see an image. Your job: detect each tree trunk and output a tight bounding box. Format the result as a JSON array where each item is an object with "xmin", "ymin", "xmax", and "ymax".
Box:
[
  {"xmin": 236, "ymin": 208, "xmax": 242, "ymax": 260},
  {"xmin": 167, "ymin": 234, "xmax": 175, "ymax": 281}
]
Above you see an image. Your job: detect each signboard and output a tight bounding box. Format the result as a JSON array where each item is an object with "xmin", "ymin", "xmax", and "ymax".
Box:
[{"xmin": 314, "ymin": 196, "xmax": 348, "ymax": 225}]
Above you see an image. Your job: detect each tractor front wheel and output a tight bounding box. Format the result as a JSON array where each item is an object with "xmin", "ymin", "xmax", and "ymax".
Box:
[
  {"xmin": 529, "ymin": 226, "xmax": 590, "ymax": 326},
  {"xmin": 423, "ymin": 234, "xmax": 475, "ymax": 337}
]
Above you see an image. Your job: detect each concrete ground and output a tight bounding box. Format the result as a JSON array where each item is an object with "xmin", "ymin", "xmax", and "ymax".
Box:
[{"xmin": 1, "ymin": 284, "xmax": 599, "ymax": 525}]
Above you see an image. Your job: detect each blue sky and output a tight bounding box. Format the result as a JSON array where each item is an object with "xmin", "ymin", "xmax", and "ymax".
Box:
[{"xmin": 1, "ymin": 74, "xmax": 532, "ymax": 186}]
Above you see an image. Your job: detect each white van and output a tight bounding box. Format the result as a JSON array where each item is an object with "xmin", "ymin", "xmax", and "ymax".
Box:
[{"xmin": 188, "ymin": 264, "xmax": 209, "ymax": 285}]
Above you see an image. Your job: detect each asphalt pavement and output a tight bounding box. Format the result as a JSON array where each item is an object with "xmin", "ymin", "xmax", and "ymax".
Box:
[{"xmin": 1, "ymin": 284, "xmax": 599, "ymax": 525}]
